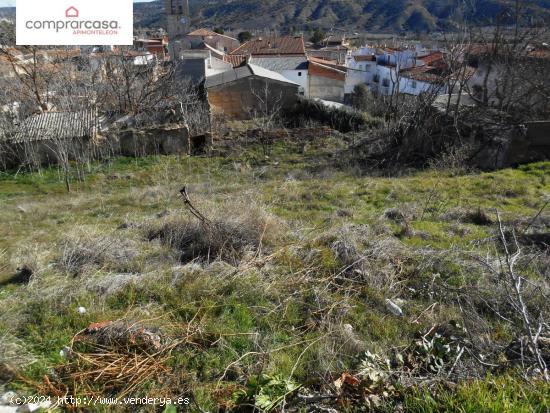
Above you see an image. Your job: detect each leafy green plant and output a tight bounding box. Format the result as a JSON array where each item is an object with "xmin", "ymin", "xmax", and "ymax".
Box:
[
  {"xmin": 231, "ymin": 374, "xmax": 301, "ymax": 412},
  {"xmin": 412, "ymin": 332, "xmax": 458, "ymax": 373}
]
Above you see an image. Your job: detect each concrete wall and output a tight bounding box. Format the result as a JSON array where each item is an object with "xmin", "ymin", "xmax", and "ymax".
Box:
[
  {"xmin": 116, "ymin": 126, "xmax": 190, "ymax": 157},
  {"xmin": 184, "ymin": 34, "xmax": 240, "ymax": 54},
  {"xmin": 398, "ymin": 77, "xmax": 446, "ymax": 95},
  {"xmin": 280, "ymin": 69, "xmax": 308, "ymax": 96},
  {"xmin": 207, "ymin": 76, "xmax": 299, "ymax": 120},
  {"xmin": 308, "ymin": 63, "xmax": 345, "ymax": 102}
]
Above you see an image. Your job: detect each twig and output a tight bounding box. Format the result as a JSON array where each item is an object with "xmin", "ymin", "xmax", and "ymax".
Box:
[
  {"xmin": 523, "ymin": 199, "xmax": 549, "ymax": 234},
  {"xmin": 179, "ymin": 186, "xmax": 211, "ymax": 226}
]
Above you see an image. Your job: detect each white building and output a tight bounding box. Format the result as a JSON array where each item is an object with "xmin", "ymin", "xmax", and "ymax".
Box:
[
  {"xmin": 248, "ymin": 56, "xmax": 309, "ymax": 96},
  {"xmin": 344, "ymin": 45, "xmax": 449, "ymax": 97},
  {"xmin": 177, "ymin": 50, "xmax": 233, "ymax": 83}
]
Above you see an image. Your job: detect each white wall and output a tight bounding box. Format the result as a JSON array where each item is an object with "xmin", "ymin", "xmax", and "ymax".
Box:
[
  {"xmin": 398, "ymin": 77, "xmax": 446, "ymax": 95},
  {"xmin": 280, "ymin": 69, "xmax": 308, "ymax": 96},
  {"xmin": 206, "ymin": 55, "xmax": 233, "ymax": 77},
  {"xmin": 344, "ymin": 60, "xmax": 376, "ymax": 94}
]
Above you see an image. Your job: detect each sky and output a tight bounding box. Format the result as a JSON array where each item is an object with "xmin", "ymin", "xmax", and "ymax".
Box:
[{"xmin": 0, "ymin": 0, "xmax": 154, "ymax": 6}]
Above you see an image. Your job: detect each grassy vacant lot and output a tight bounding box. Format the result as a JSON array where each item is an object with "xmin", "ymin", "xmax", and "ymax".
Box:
[{"xmin": 0, "ymin": 134, "xmax": 548, "ymax": 411}]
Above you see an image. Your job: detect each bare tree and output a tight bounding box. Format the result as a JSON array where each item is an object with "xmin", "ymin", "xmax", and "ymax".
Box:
[
  {"xmin": 96, "ymin": 49, "xmax": 176, "ymax": 116},
  {"xmin": 172, "ymin": 75, "xmax": 210, "ymax": 137},
  {"xmin": 249, "ymin": 81, "xmax": 283, "ymax": 156},
  {"xmin": 495, "ymin": 212, "xmax": 548, "ymax": 381},
  {"xmin": 466, "ymin": 1, "xmax": 550, "ymax": 120}
]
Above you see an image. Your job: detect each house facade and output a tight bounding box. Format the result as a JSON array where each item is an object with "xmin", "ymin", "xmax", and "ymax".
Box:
[
  {"xmin": 248, "ymin": 56, "xmax": 309, "ymax": 96},
  {"xmin": 205, "ymin": 63, "xmax": 300, "ymax": 120},
  {"xmin": 344, "ymin": 45, "xmax": 450, "ymax": 98}
]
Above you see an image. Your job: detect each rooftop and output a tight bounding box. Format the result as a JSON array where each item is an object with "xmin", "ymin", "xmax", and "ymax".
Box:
[
  {"xmin": 186, "ymin": 28, "xmax": 238, "ymax": 42},
  {"xmin": 249, "ymin": 56, "xmax": 308, "ymax": 71},
  {"xmin": 205, "ymin": 63, "xmax": 299, "ymax": 88},
  {"xmin": 223, "ymin": 54, "xmax": 247, "ymax": 68},
  {"xmin": 418, "ymin": 51, "xmax": 445, "ymax": 65},
  {"xmin": 230, "ymin": 37, "xmax": 306, "ymax": 56},
  {"xmin": 12, "ymin": 110, "xmax": 100, "ymax": 144},
  {"xmin": 400, "ymin": 65, "xmax": 444, "ymax": 83}
]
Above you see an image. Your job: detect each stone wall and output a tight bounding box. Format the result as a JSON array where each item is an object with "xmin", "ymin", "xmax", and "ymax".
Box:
[
  {"xmin": 115, "ymin": 125, "xmax": 190, "ymax": 157},
  {"xmin": 1, "ymin": 125, "xmax": 192, "ymax": 170}
]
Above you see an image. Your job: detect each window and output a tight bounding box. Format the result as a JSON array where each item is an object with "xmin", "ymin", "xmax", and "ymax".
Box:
[
  {"xmin": 298, "ymin": 72, "xmax": 302, "ymax": 77},
  {"xmin": 382, "ymin": 78, "xmax": 390, "ymax": 87},
  {"xmin": 411, "ymin": 80, "xmax": 417, "ymax": 89},
  {"xmin": 365, "ymin": 65, "xmax": 370, "ymax": 72},
  {"xmin": 373, "ymin": 74, "xmax": 380, "ymax": 83}
]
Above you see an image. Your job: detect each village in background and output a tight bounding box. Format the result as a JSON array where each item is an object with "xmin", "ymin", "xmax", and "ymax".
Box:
[
  {"xmin": 0, "ymin": 1, "xmax": 549, "ymax": 412},
  {"xmin": 0, "ymin": 0, "xmax": 548, "ymax": 175}
]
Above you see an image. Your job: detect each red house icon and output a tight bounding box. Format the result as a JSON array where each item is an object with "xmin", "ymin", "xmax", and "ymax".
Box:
[{"xmin": 65, "ymin": 6, "xmax": 79, "ymax": 18}]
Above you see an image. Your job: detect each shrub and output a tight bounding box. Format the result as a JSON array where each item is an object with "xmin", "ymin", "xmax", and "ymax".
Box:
[
  {"xmin": 282, "ymin": 98, "xmax": 381, "ymax": 133},
  {"xmin": 145, "ymin": 201, "xmax": 283, "ymax": 264},
  {"xmin": 58, "ymin": 229, "xmax": 139, "ymax": 276}
]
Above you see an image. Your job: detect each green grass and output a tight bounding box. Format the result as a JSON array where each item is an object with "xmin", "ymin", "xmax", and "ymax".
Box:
[
  {"xmin": 0, "ymin": 137, "xmax": 548, "ymax": 411},
  {"xmin": 398, "ymin": 376, "xmax": 550, "ymax": 413}
]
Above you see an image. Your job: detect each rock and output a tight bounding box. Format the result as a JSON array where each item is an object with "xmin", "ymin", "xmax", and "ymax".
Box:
[
  {"xmin": 59, "ymin": 346, "xmax": 73, "ymax": 359},
  {"xmin": 79, "ymin": 320, "xmax": 163, "ymax": 351},
  {"xmin": 17, "ymin": 400, "xmax": 52, "ymax": 413},
  {"xmin": 0, "ymin": 392, "xmax": 17, "ymax": 405},
  {"xmin": 385, "ymin": 299, "xmax": 404, "ymax": 316},
  {"xmin": 393, "ymin": 298, "xmax": 407, "ymax": 307}
]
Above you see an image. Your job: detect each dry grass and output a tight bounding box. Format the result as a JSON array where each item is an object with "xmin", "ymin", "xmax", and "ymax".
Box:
[
  {"xmin": 325, "ymin": 224, "xmax": 411, "ymax": 293},
  {"xmin": 440, "ymin": 207, "xmax": 494, "ymax": 226},
  {"xmin": 145, "ymin": 199, "xmax": 284, "ymax": 264},
  {"xmin": 58, "ymin": 228, "xmax": 140, "ymax": 276}
]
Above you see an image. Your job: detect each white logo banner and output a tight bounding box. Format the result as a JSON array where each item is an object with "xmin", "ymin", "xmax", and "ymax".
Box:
[{"xmin": 16, "ymin": 0, "xmax": 133, "ymax": 45}]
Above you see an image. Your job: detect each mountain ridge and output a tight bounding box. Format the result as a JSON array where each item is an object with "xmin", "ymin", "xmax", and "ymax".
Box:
[
  {"xmin": 134, "ymin": 0, "xmax": 550, "ymax": 32},
  {"xmin": 1, "ymin": 1, "xmax": 548, "ymax": 33}
]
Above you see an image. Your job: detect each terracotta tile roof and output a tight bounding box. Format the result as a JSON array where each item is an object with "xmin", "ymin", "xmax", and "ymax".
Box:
[
  {"xmin": 187, "ymin": 28, "xmax": 219, "ymax": 37},
  {"xmin": 468, "ymin": 44, "xmax": 550, "ymax": 60},
  {"xmin": 230, "ymin": 36, "xmax": 305, "ymax": 56},
  {"xmin": 308, "ymin": 61, "xmax": 346, "ymax": 81},
  {"xmin": 223, "ymin": 54, "xmax": 247, "ymax": 67},
  {"xmin": 418, "ymin": 51, "xmax": 444, "ymax": 65},
  {"xmin": 308, "ymin": 56, "xmax": 346, "ymax": 72},
  {"xmin": 186, "ymin": 28, "xmax": 238, "ymax": 42},
  {"xmin": 400, "ymin": 65, "xmax": 444, "ymax": 83},
  {"xmin": 308, "ymin": 56, "xmax": 337, "ymax": 65},
  {"xmin": 526, "ymin": 48, "xmax": 550, "ymax": 59}
]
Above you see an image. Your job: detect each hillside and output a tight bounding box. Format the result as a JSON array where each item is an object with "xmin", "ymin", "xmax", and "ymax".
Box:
[
  {"xmin": 1, "ymin": 1, "xmax": 548, "ymax": 33},
  {"xmin": 133, "ymin": 0, "xmax": 550, "ymax": 33},
  {"xmin": 0, "ymin": 131, "xmax": 549, "ymax": 410}
]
